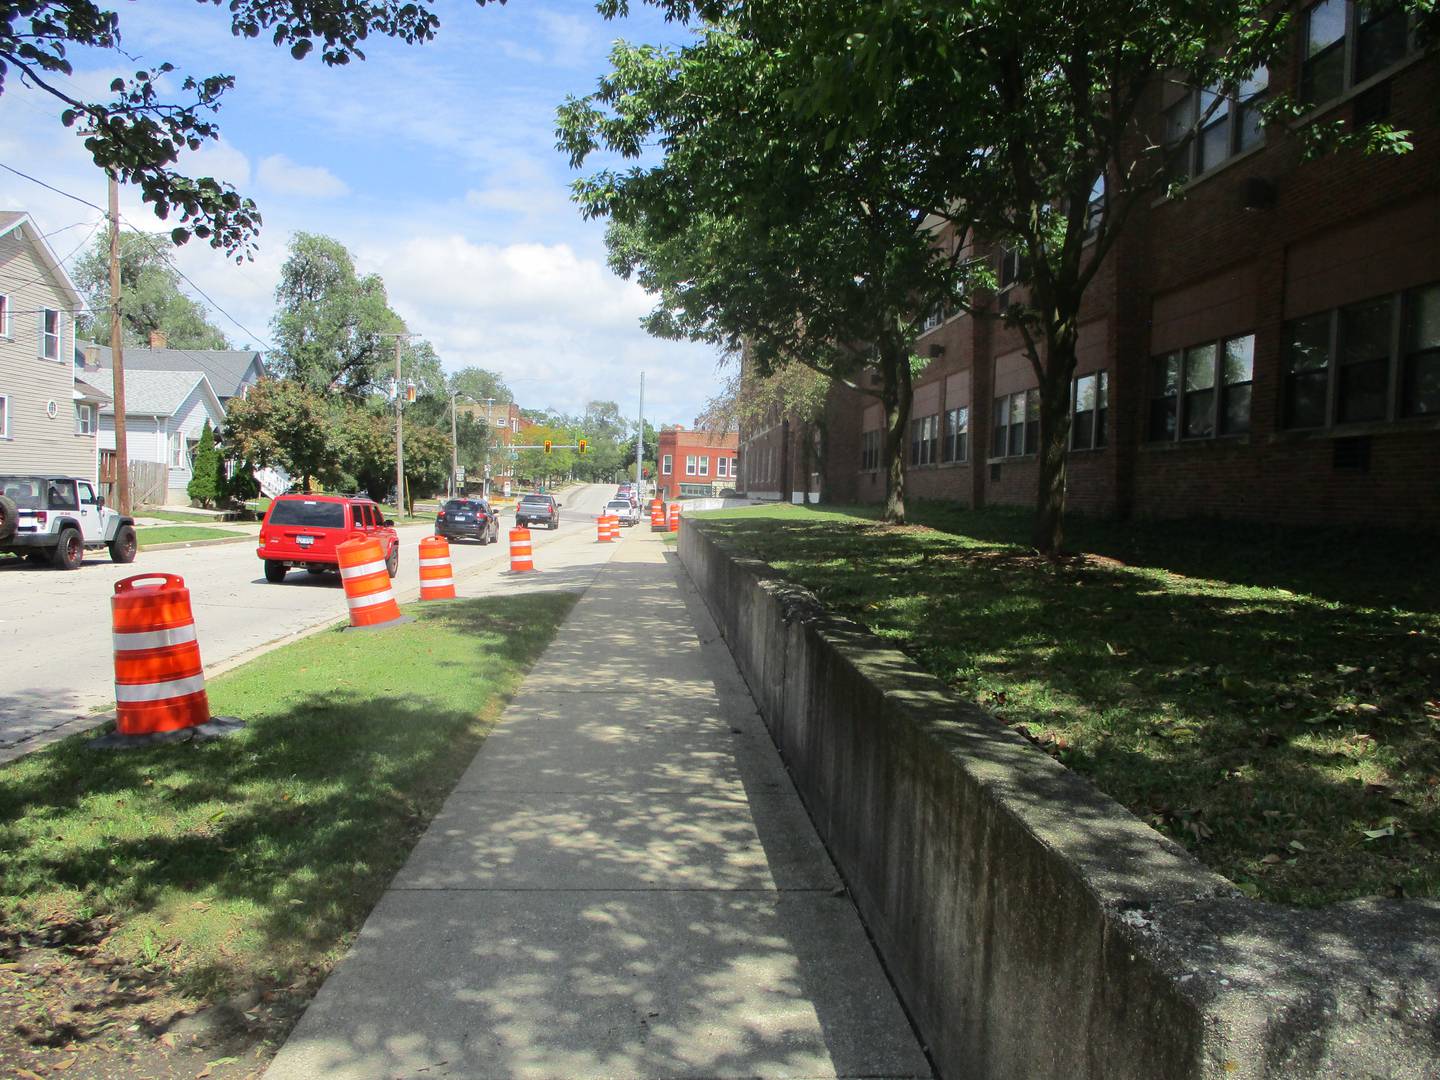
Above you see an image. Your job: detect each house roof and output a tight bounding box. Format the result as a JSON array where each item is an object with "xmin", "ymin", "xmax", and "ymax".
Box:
[
  {"xmin": 73, "ymin": 376, "xmax": 113, "ymax": 405},
  {"xmin": 0, "ymin": 211, "xmax": 86, "ymax": 310},
  {"xmin": 99, "ymin": 369, "xmax": 219, "ymax": 418},
  {"xmin": 87, "ymin": 343, "xmax": 264, "ymax": 399}
]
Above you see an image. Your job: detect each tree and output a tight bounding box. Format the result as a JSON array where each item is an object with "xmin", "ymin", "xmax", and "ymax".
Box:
[
  {"xmin": 700, "ymin": 347, "xmax": 831, "ymax": 501},
  {"xmin": 560, "ymin": 26, "xmax": 972, "ymax": 523},
  {"xmin": 74, "ymin": 231, "xmax": 228, "ymax": 348},
  {"xmin": 450, "ymin": 367, "xmax": 513, "ymax": 405},
  {"xmin": 186, "ymin": 419, "xmax": 223, "ymax": 506},
  {"xmin": 626, "ymin": 0, "xmax": 1434, "ymax": 551},
  {"xmin": 0, "ymin": 0, "xmax": 519, "ymax": 255},
  {"xmin": 270, "ymin": 232, "xmax": 403, "ymax": 396},
  {"xmin": 223, "ymin": 378, "xmax": 344, "ymax": 491}
]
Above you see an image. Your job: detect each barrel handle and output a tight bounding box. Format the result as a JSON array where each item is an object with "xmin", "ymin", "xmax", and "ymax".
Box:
[{"xmin": 115, "ymin": 572, "xmax": 184, "ymax": 594}]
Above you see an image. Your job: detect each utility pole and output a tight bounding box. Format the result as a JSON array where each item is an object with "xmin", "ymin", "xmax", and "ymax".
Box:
[
  {"xmin": 107, "ymin": 176, "xmax": 130, "ymax": 515},
  {"xmin": 449, "ymin": 391, "xmax": 459, "ymax": 499},
  {"xmin": 394, "ymin": 335, "xmax": 405, "ymax": 520},
  {"xmin": 635, "ymin": 370, "xmax": 645, "ymax": 494}
]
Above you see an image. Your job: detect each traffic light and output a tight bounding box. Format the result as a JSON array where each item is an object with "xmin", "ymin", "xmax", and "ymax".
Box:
[
  {"xmin": 543, "ymin": 439, "xmax": 553, "ymax": 455},
  {"xmin": 578, "ymin": 438, "xmax": 588, "ymax": 455}
]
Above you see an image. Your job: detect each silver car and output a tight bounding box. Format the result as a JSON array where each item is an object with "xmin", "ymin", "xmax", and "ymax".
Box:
[{"xmin": 604, "ymin": 499, "xmax": 640, "ymax": 526}]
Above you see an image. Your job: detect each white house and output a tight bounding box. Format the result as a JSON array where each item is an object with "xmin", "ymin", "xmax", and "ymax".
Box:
[
  {"xmin": 0, "ymin": 211, "xmax": 106, "ymax": 481},
  {"xmin": 99, "ymin": 369, "xmax": 225, "ymax": 504}
]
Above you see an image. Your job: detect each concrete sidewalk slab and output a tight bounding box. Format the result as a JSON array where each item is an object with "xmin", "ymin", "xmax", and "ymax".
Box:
[
  {"xmin": 266, "ymin": 890, "xmax": 929, "ymax": 1080},
  {"xmin": 266, "ymin": 533, "xmax": 931, "ymax": 1080}
]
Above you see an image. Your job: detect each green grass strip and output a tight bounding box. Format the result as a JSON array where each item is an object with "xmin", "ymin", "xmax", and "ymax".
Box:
[
  {"xmin": 136, "ymin": 525, "xmax": 240, "ymax": 547},
  {"xmin": 0, "ymin": 593, "xmax": 576, "ymax": 999}
]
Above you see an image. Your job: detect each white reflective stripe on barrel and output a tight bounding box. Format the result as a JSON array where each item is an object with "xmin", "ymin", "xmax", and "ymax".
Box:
[
  {"xmin": 419, "ymin": 557, "xmax": 451, "ymax": 568},
  {"xmin": 114, "ymin": 672, "xmax": 207, "ymax": 703},
  {"xmin": 422, "ymin": 577, "xmax": 454, "ymax": 589},
  {"xmin": 346, "ymin": 588, "xmax": 397, "ymax": 609},
  {"xmin": 113, "ymin": 623, "xmax": 197, "ymax": 652},
  {"xmin": 340, "ymin": 558, "xmax": 389, "ymax": 580}
]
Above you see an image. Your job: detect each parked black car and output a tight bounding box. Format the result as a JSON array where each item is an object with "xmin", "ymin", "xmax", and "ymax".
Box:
[
  {"xmin": 435, "ymin": 498, "xmax": 500, "ymax": 544},
  {"xmin": 514, "ymin": 493, "xmax": 560, "ymax": 530}
]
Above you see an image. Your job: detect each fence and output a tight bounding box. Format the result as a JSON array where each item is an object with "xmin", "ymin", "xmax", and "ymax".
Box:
[{"xmin": 100, "ymin": 452, "xmax": 168, "ymax": 507}]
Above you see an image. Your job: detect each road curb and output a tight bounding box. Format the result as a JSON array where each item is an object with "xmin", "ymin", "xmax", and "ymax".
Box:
[{"xmin": 140, "ymin": 534, "xmax": 256, "ymax": 552}]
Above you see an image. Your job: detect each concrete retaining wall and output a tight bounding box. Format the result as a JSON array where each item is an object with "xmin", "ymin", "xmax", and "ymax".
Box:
[{"xmin": 680, "ymin": 522, "xmax": 1440, "ymax": 1080}]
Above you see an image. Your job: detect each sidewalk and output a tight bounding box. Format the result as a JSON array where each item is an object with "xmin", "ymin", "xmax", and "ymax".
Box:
[{"xmin": 265, "ymin": 529, "xmax": 931, "ymax": 1080}]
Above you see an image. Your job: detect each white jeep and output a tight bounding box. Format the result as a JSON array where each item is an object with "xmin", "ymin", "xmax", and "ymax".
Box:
[{"xmin": 0, "ymin": 475, "xmax": 138, "ymax": 569}]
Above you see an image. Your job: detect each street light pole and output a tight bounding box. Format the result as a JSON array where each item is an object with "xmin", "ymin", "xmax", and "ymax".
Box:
[
  {"xmin": 449, "ymin": 391, "xmax": 459, "ymax": 498},
  {"xmin": 635, "ymin": 370, "xmax": 644, "ymax": 494},
  {"xmin": 394, "ymin": 335, "xmax": 405, "ymax": 519}
]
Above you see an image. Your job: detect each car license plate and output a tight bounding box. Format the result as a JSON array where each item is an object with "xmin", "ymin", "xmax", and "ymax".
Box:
[{"xmin": 297, "ymin": 535, "xmax": 314, "ymax": 546}]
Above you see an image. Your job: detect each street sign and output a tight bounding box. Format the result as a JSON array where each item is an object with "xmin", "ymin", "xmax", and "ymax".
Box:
[{"xmin": 456, "ymin": 466, "xmax": 466, "ymax": 482}]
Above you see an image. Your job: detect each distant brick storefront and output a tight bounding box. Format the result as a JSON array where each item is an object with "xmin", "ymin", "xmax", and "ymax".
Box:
[{"xmin": 656, "ymin": 427, "xmax": 739, "ymax": 500}]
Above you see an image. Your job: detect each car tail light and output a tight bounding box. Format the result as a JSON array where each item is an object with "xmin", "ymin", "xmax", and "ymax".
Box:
[
  {"xmin": 437, "ymin": 510, "xmax": 446, "ymax": 520},
  {"xmin": 35, "ymin": 511, "xmax": 47, "ymax": 527}
]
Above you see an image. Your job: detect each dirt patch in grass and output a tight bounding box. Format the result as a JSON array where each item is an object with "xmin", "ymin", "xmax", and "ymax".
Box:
[
  {"xmin": 695, "ymin": 503, "xmax": 1440, "ymax": 907},
  {"xmin": 0, "ymin": 592, "xmax": 575, "ymax": 1078}
]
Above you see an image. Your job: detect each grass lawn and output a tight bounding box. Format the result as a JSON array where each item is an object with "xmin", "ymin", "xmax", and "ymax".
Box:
[
  {"xmin": 136, "ymin": 525, "xmax": 240, "ymax": 547},
  {"xmin": 695, "ymin": 503, "xmax": 1440, "ymax": 906},
  {"xmin": 0, "ymin": 593, "xmax": 575, "ymax": 1073}
]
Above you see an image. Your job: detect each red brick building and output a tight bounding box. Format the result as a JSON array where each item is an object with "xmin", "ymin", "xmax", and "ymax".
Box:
[
  {"xmin": 810, "ymin": 9, "xmax": 1439, "ymax": 531},
  {"xmin": 456, "ymin": 399, "xmax": 524, "ymax": 496},
  {"xmin": 656, "ymin": 426, "xmax": 740, "ymax": 500}
]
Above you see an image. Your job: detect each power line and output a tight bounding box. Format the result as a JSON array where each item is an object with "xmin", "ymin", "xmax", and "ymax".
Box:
[
  {"xmin": 0, "ymin": 162, "xmax": 106, "ymax": 214},
  {"xmin": 1, "ymin": 160, "xmax": 275, "ymax": 352}
]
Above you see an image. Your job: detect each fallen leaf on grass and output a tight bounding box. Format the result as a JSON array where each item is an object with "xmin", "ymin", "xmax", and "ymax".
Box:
[
  {"xmin": 1260, "ymin": 853, "xmax": 1282, "ymax": 865},
  {"xmin": 1363, "ymin": 826, "xmax": 1396, "ymax": 840},
  {"xmin": 1288, "ymin": 840, "xmax": 1308, "ymax": 852},
  {"xmin": 52, "ymin": 1056, "xmax": 78, "ymax": 1070}
]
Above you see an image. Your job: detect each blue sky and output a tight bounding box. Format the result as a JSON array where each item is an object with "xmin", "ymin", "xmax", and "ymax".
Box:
[{"xmin": 0, "ymin": 0, "xmax": 725, "ymax": 427}]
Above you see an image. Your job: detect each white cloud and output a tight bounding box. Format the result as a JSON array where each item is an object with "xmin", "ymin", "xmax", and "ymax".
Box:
[{"xmin": 257, "ymin": 155, "xmax": 349, "ymax": 199}]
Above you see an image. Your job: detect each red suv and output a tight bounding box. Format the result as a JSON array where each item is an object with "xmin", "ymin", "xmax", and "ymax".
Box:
[{"xmin": 257, "ymin": 494, "xmax": 399, "ymax": 584}]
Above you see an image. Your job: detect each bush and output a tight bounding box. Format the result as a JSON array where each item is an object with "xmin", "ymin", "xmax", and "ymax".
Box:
[{"xmin": 186, "ymin": 421, "xmax": 222, "ymax": 507}]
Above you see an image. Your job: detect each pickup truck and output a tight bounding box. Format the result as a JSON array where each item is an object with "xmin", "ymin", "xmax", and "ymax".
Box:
[
  {"xmin": 514, "ymin": 493, "xmax": 560, "ymax": 530},
  {"xmin": 0, "ymin": 474, "xmax": 138, "ymax": 569}
]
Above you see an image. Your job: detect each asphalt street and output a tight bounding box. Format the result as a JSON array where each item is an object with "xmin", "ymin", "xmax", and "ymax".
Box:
[{"xmin": 0, "ymin": 482, "xmax": 625, "ymax": 761}]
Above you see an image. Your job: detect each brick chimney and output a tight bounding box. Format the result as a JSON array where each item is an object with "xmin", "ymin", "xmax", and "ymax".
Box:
[
  {"xmin": 83, "ymin": 343, "xmax": 101, "ymax": 370},
  {"xmin": 148, "ymin": 329, "xmax": 168, "ymax": 349}
]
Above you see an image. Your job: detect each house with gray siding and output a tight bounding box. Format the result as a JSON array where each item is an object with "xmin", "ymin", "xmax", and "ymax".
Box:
[
  {"xmin": 84, "ymin": 336, "xmax": 265, "ymax": 405},
  {"xmin": 99, "ymin": 369, "xmax": 225, "ymax": 504},
  {"xmin": 0, "ymin": 211, "xmax": 104, "ymax": 482}
]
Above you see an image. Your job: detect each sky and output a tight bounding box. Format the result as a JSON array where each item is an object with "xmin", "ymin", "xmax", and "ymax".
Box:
[{"xmin": 0, "ymin": 0, "xmax": 725, "ymax": 428}]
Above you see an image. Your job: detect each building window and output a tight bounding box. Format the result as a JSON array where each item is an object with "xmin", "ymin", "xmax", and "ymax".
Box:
[
  {"xmin": 909, "ymin": 414, "xmax": 939, "ymax": 466},
  {"xmin": 1404, "ymin": 283, "xmax": 1440, "ymax": 416},
  {"xmin": 169, "ymin": 431, "xmax": 186, "ymax": 468},
  {"xmin": 1303, "ymin": 0, "xmax": 1415, "ymax": 107},
  {"xmin": 716, "ymin": 457, "xmax": 730, "ymax": 478},
  {"xmin": 1150, "ymin": 334, "xmax": 1254, "ymax": 441},
  {"xmin": 1164, "ymin": 67, "xmax": 1268, "ymax": 182},
  {"xmin": 1071, "ymin": 372, "xmax": 1109, "ymax": 450},
  {"xmin": 860, "ymin": 429, "xmax": 881, "ymax": 471},
  {"xmin": 662, "ymin": 454, "xmax": 673, "ymax": 474},
  {"xmin": 40, "ymin": 309, "xmax": 60, "ymax": 360},
  {"xmin": 685, "ymin": 455, "xmax": 697, "ymax": 476},
  {"xmin": 991, "ymin": 389, "xmax": 1038, "ymax": 458},
  {"xmin": 997, "ymin": 248, "xmax": 1027, "ymax": 311},
  {"xmin": 74, "ymin": 402, "xmax": 95, "ymax": 435},
  {"xmin": 0, "ymin": 295, "xmax": 10, "ymax": 337},
  {"xmin": 1286, "ymin": 282, "xmax": 1439, "ymax": 427},
  {"xmin": 1084, "ymin": 177, "xmax": 1105, "ymax": 240},
  {"xmin": 0, "ymin": 394, "xmax": 8, "ymax": 438},
  {"xmin": 698, "ymin": 455, "xmax": 709, "ymax": 476},
  {"xmin": 942, "ymin": 406, "xmax": 969, "ymax": 463},
  {"xmin": 921, "ymin": 303, "xmax": 945, "ymax": 332}
]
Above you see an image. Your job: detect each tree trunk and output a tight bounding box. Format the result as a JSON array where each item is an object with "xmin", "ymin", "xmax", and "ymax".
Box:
[
  {"xmin": 799, "ymin": 421, "xmax": 812, "ymax": 505},
  {"xmin": 1031, "ymin": 334, "xmax": 1079, "ymax": 555},
  {"xmin": 780, "ymin": 417, "xmax": 792, "ymax": 504},
  {"xmin": 879, "ymin": 341, "xmax": 913, "ymax": 524},
  {"xmin": 814, "ymin": 419, "xmax": 828, "ymax": 504}
]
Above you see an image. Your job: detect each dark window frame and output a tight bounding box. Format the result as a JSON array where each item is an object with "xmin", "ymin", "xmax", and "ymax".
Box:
[
  {"xmin": 1163, "ymin": 66, "xmax": 1269, "ymax": 184},
  {"xmin": 1149, "ymin": 333, "xmax": 1255, "ymax": 443},
  {"xmin": 1301, "ymin": 0, "xmax": 1417, "ymax": 108},
  {"xmin": 909, "ymin": 413, "xmax": 940, "ymax": 467},
  {"xmin": 942, "ymin": 405, "xmax": 970, "ymax": 463},
  {"xmin": 991, "ymin": 389, "xmax": 1038, "ymax": 460},
  {"xmin": 1285, "ymin": 281, "xmax": 1439, "ymax": 429},
  {"xmin": 1071, "ymin": 371, "xmax": 1109, "ymax": 451}
]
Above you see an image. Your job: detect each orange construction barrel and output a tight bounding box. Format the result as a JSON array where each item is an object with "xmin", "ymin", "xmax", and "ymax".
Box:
[
  {"xmin": 111, "ymin": 573, "xmax": 210, "ymax": 736},
  {"xmin": 337, "ymin": 535, "xmax": 405, "ymax": 629},
  {"xmin": 667, "ymin": 503, "xmax": 680, "ymax": 532},
  {"xmin": 650, "ymin": 499, "xmax": 665, "ymax": 530},
  {"xmin": 418, "ymin": 536, "xmax": 457, "ymax": 601},
  {"xmin": 509, "ymin": 527, "xmax": 535, "ymax": 572},
  {"xmin": 596, "ymin": 514, "xmax": 613, "ymax": 544}
]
